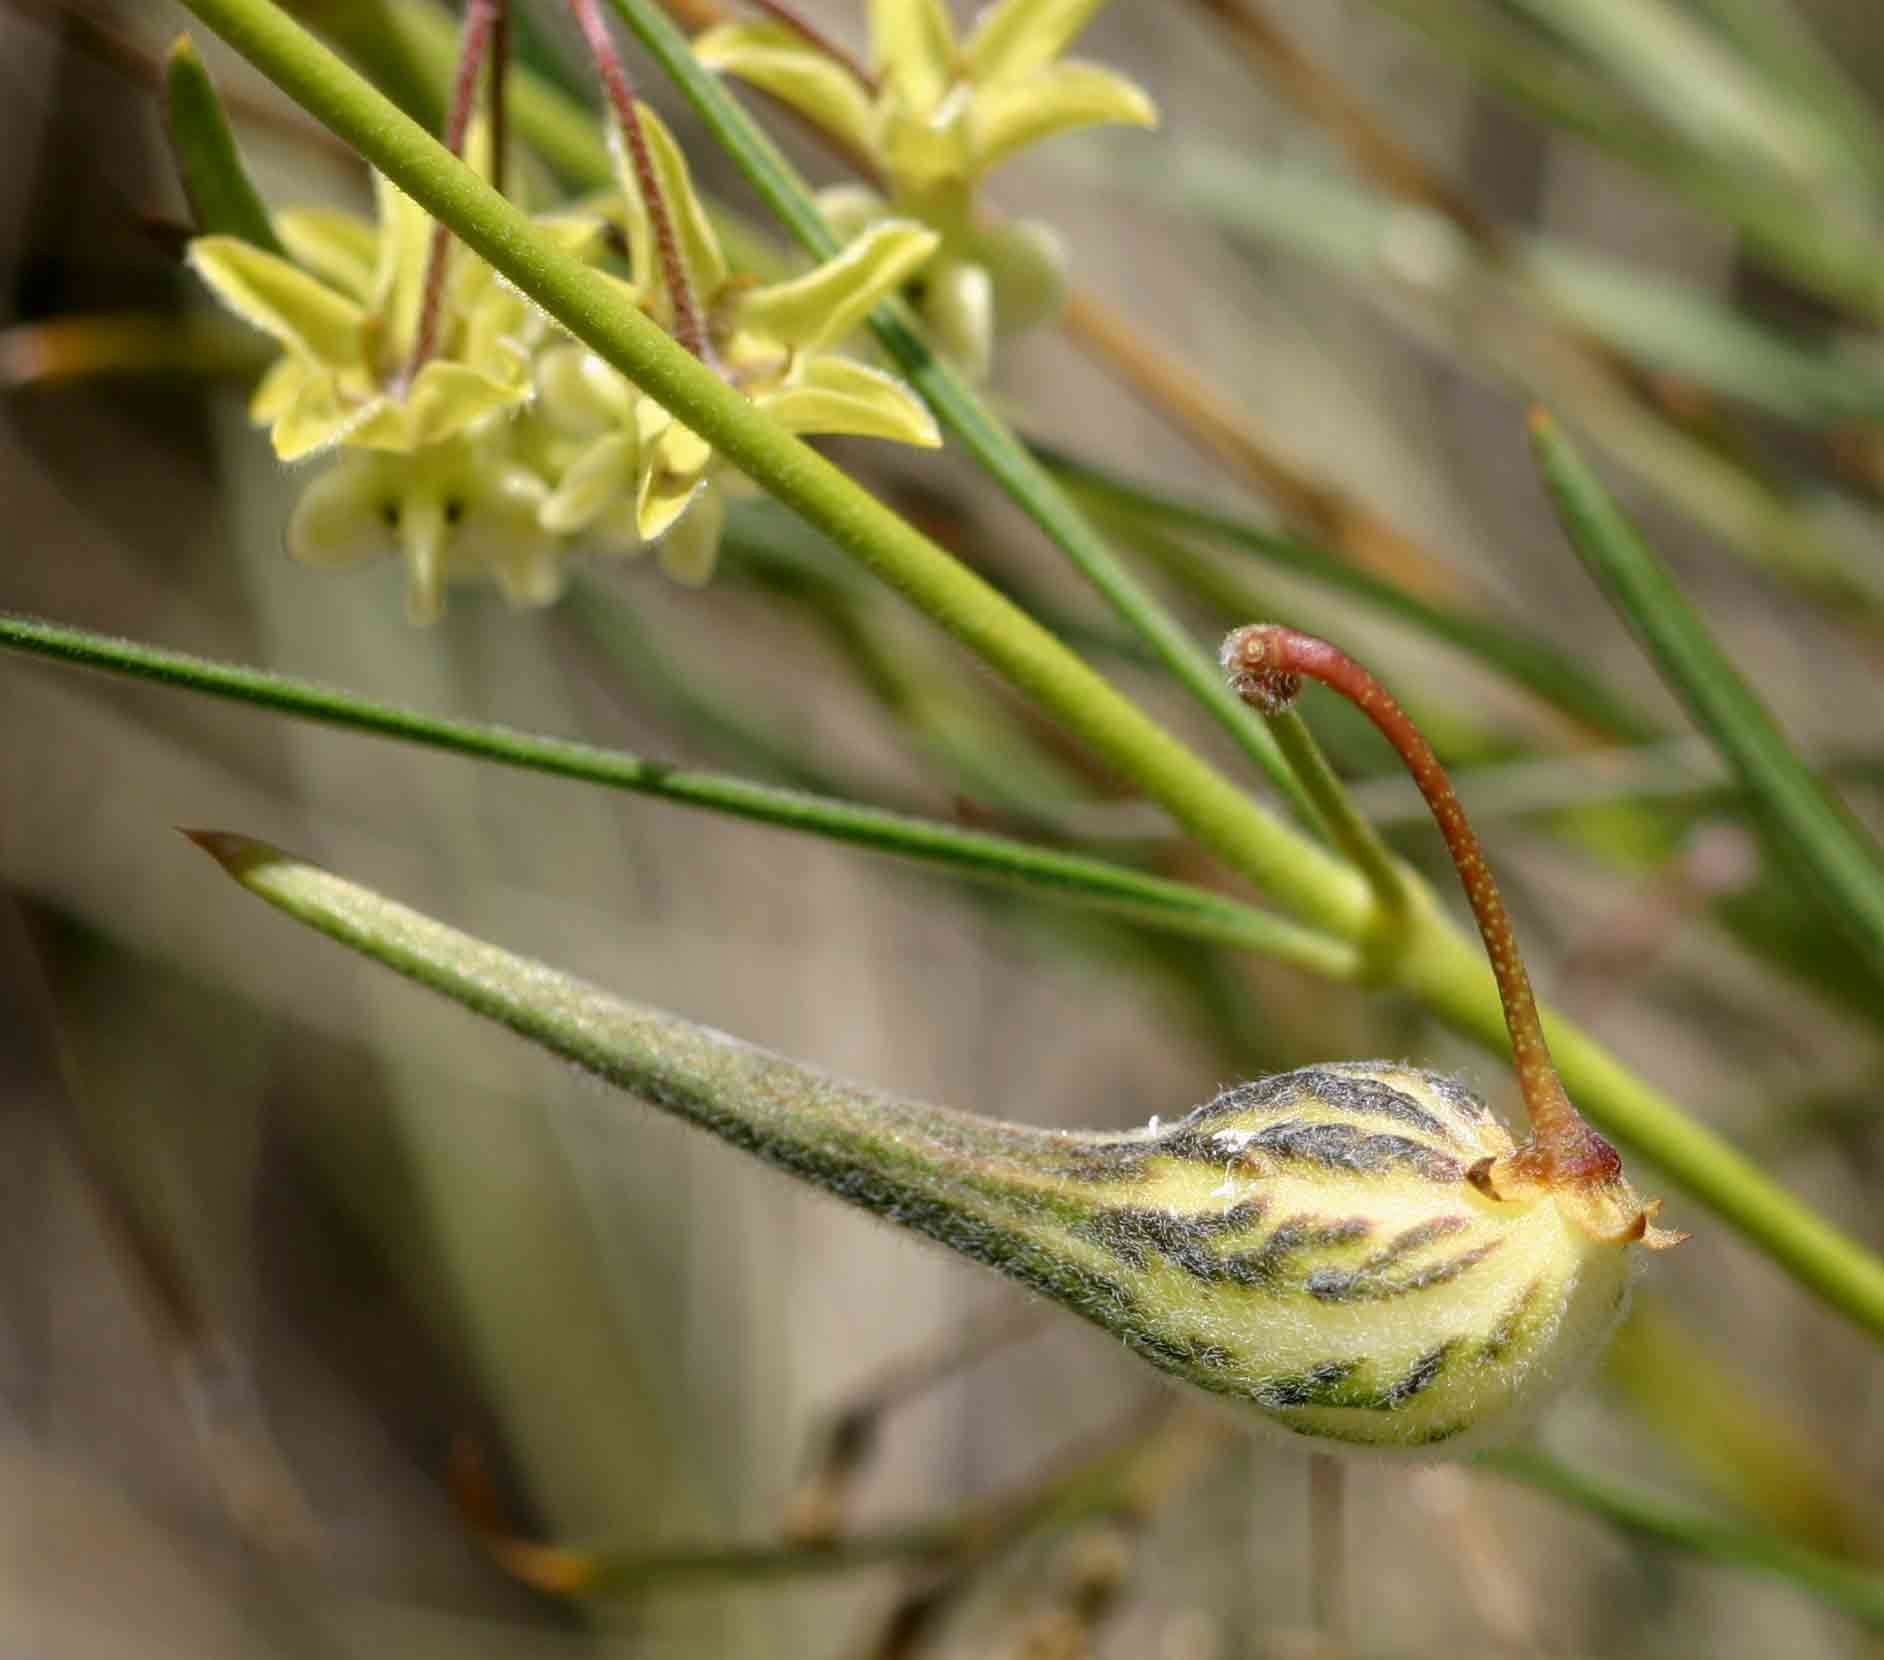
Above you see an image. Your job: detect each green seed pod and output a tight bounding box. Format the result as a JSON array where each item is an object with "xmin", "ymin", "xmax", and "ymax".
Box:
[
  {"xmin": 1052, "ymin": 1061, "xmax": 1640, "ymax": 1453},
  {"xmin": 184, "ymin": 624, "xmax": 1682, "ymax": 1460}
]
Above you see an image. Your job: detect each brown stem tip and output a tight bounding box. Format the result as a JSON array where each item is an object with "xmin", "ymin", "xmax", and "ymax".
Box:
[{"xmin": 1220, "ymin": 624, "xmax": 1683, "ymax": 1248}]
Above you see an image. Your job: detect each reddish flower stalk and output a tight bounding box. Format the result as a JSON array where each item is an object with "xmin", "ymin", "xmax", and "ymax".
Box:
[
  {"xmin": 1221, "ymin": 623, "xmax": 1623, "ymax": 1194},
  {"xmin": 567, "ymin": 0, "xmax": 714, "ymax": 365},
  {"xmin": 404, "ymin": 0, "xmax": 504, "ymax": 390},
  {"xmin": 745, "ymin": 0, "xmax": 878, "ymax": 94}
]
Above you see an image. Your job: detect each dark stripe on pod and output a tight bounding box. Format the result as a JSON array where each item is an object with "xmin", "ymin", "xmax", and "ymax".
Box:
[
  {"xmin": 1362, "ymin": 1217, "xmax": 1470, "ymax": 1268},
  {"xmin": 1255, "ymin": 1360, "xmax": 1361, "ymax": 1409},
  {"xmin": 1176, "ymin": 1066, "xmax": 1462, "ymax": 1143},
  {"xmin": 1408, "ymin": 1066, "xmax": 1492, "ymax": 1122},
  {"xmin": 1218, "ymin": 1118, "xmax": 1464, "ymax": 1181},
  {"xmin": 1083, "ymin": 1200, "xmax": 1268, "ymax": 1276},
  {"xmin": 1219, "ymin": 1215, "xmax": 1374, "ymax": 1287},
  {"xmin": 1379, "ymin": 1343, "xmax": 1454, "ymax": 1406},
  {"xmin": 1305, "ymin": 1240, "xmax": 1502, "ymax": 1303},
  {"xmin": 1479, "ymin": 1278, "xmax": 1542, "ymax": 1366}
]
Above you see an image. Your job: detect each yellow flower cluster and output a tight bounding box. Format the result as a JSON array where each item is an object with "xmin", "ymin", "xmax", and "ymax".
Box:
[{"xmin": 188, "ymin": 109, "xmax": 940, "ymax": 621}]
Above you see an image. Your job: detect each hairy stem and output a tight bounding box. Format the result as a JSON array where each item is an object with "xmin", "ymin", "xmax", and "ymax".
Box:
[
  {"xmin": 405, "ymin": 0, "xmax": 500, "ymax": 386},
  {"xmin": 1223, "ymin": 624, "xmax": 1611, "ymax": 1186},
  {"xmin": 569, "ymin": 0, "xmax": 713, "ymax": 362}
]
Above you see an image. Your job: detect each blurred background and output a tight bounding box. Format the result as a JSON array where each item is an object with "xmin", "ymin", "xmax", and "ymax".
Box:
[{"xmin": 2, "ymin": 0, "xmax": 1882, "ymax": 1655}]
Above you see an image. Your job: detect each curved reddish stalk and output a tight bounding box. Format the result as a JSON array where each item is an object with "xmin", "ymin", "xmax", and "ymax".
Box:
[
  {"xmin": 568, "ymin": 0, "xmax": 714, "ymax": 365},
  {"xmin": 405, "ymin": 0, "xmax": 502, "ymax": 389},
  {"xmin": 1221, "ymin": 623, "xmax": 1621, "ymax": 1190}
]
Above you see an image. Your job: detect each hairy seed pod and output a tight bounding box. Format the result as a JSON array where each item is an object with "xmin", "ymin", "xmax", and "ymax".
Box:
[
  {"xmin": 186, "ymin": 624, "xmax": 1683, "ymax": 1461},
  {"xmin": 1046, "ymin": 1062, "xmax": 1639, "ymax": 1453}
]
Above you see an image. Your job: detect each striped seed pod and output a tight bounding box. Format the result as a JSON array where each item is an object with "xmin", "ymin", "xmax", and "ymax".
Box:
[{"xmin": 185, "ymin": 623, "xmax": 1684, "ymax": 1459}]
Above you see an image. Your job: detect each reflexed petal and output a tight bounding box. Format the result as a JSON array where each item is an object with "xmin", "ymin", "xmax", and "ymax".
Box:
[
  {"xmin": 877, "ymin": 85, "xmax": 974, "ymax": 193},
  {"xmin": 272, "ymin": 207, "xmax": 378, "ymax": 301},
  {"xmin": 370, "ymin": 172, "xmax": 436, "ymax": 366},
  {"xmin": 963, "ymin": 0, "xmax": 1107, "ymax": 86},
  {"xmin": 187, "ymin": 236, "xmax": 363, "ymax": 366},
  {"xmin": 272, "ymin": 374, "xmax": 367, "ymax": 462},
  {"xmin": 493, "ymin": 542, "xmax": 567, "ymax": 608},
  {"xmin": 657, "ymin": 484, "xmax": 725, "ymax": 587},
  {"xmin": 815, "ymin": 183, "xmax": 892, "ymax": 241},
  {"xmin": 629, "ymin": 102, "xmax": 727, "ymax": 303},
  {"xmin": 251, "ymin": 354, "xmax": 310, "ymax": 424},
  {"xmin": 535, "ymin": 344, "xmax": 634, "ymax": 435},
  {"xmin": 592, "ymin": 495, "xmax": 647, "ymax": 556},
  {"xmin": 975, "ymin": 216, "xmax": 1068, "ymax": 334},
  {"xmin": 401, "ymin": 496, "xmax": 448, "ymax": 626},
  {"xmin": 740, "ymin": 220, "xmax": 939, "ymax": 352},
  {"xmin": 694, "ymin": 24, "xmax": 876, "ymax": 159},
  {"xmin": 967, "ymin": 60, "xmax": 1156, "ymax": 177},
  {"xmin": 374, "ymin": 360, "xmax": 528, "ymax": 450},
  {"xmin": 285, "ymin": 452, "xmax": 398, "ymax": 568},
  {"xmin": 922, "ymin": 259, "xmax": 994, "ymax": 382},
  {"xmin": 759, "ymin": 356, "xmax": 940, "ymax": 445},
  {"xmin": 870, "ymin": 0, "xmax": 956, "ymax": 116},
  {"xmin": 637, "ymin": 434, "xmax": 708, "ymax": 540},
  {"xmin": 539, "ymin": 431, "xmax": 637, "ymax": 534}
]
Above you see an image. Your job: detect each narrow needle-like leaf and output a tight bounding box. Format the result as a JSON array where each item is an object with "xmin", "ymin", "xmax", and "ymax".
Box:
[
  {"xmin": 0, "ymin": 612, "xmax": 1355, "ymax": 978},
  {"xmin": 1529, "ymin": 411, "xmax": 1884, "ymax": 987},
  {"xmin": 1483, "ymin": 1450, "xmax": 1884, "ymax": 1633}
]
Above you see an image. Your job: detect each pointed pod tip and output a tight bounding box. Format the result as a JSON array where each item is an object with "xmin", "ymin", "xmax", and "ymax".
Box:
[
  {"xmin": 166, "ymin": 33, "xmax": 201, "ymax": 69},
  {"xmin": 177, "ymin": 827, "xmax": 276, "ymax": 876},
  {"xmin": 1525, "ymin": 405, "xmax": 1556, "ymax": 439}
]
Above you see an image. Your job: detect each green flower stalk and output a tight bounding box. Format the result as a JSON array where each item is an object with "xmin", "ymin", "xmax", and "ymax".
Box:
[
  {"xmin": 529, "ymin": 99, "xmax": 943, "ymax": 585},
  {"xmin": 694, "ymin": 0, "xmax": 1157, "ymax": 378}
]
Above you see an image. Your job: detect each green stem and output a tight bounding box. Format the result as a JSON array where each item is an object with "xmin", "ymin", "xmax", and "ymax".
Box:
[
  {"xmin": 1482, "ymin": 1450, "xmax": 1884, "ymax": 1633},
  {"xmin": 1266, "ymin": 710, "xmax": 1406, "ymax": 914},
  {"xmin": 0, "ymin": 612, "xmax": 1353, "ymax": 979}
]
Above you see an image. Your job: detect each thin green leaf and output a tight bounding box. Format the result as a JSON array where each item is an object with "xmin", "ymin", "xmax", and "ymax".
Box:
[
  {"xmin": 0, "ymin": 612, "xmax": 1357, "ymax": 979},
  {"xmin": 1529, "ymin": 411, "xmax": 1884, "ymax": 986},
  {"xmin": 1041, "ymin": 444, "xmax": 1660, "ymax": 745},
  {"xmin": 600, "ymin": 0, "xmax": 1329, "ymax": 834},
  {"xmin": 1482, "ymin": 1450, "xmax": 1884, "ymax": 1633},
  {"xmin": 165, "ymin": 34, "xmax": 285, "ymax": 252}
]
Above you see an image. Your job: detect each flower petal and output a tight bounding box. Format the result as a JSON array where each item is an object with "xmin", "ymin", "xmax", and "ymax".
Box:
[
  {"xmin": 369, "ymin": 172, "xmax": 436, "ymax": 368},
  {"xmin": 187, "ymin": 235, "xmax": 364, "ymax": 366},
  {"xmin": 624, "ymin": 102, "xmax": 726, "ymax": 305},
  {"xmin": 656, "ymin": 484, "xmax": 725, "ymax": 587},
  {"xmin": 694, "ymin": 23, "xmax": 876, "ymax": 159},
  {"xmin": 535, "ymin": 344, "xmax": 635, "ymax": 435},
  {"xmin": 815, "ymin": 183, "xmax": 892, "ymax": 241},
  {"xmin": 921, "ymin": 259, "xmax": 994, "ymax": 382},
  {"xmin": 966, "ymin": 60, "xmax": 1156, "ymax": 177},
  {"xmin": 739, "ymin": 220, "xmax": 939, "ymax": 352},
  {"xmin": 539, "ymin": 430, "xmax": 637, "ymax": 535},
  {"xmin": 963, "ymin": 0, "xmax": 1107, "ymax": 86},
  {"xmin": 251, "ymin": 354, "xmax": 309, "ymax": 425},
  {"xmin": 286, "ymin": 452, "xmax": 397, "ymax": 568},
  {"xmin": 870, "ymin": 0, "xmax": 956, "ymax": 116},
  {"xmin": 759, "ymin": 356, "xmax": 940, "ymax": 445},
  {"xmin": 397, "ymin": 360, "xmax": 530, "ymax": 448},
  {"xmin": 973, "ymin": 216, "xmax": 1068, "ymax": 334},
  {"xmin": 273, "ymin": 373, "xmax": 368, "ymax": 462},
  {"xmin": 876, "ymin": 84, "xmax": 974, "ymax": 193},
  {"xmin": 272, "ymin": 207, "xmax": 379, "ymax": 301}
]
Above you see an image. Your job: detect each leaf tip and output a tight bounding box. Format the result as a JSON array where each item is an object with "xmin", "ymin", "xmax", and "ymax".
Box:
[{"xmin": 178, "ymin": 827, "xmax": 277, "ymax": 879}]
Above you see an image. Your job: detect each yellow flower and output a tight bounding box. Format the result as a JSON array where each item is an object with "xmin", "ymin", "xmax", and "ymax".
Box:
[
  {"xmin": 185, "ymin": 132, "xmax": 607, "ymax": 622},
  {"xmin": 696, "ymin": 0, "xmax": 1156, "ymax": 377},
  {"xmin": 531, "ymin": 103, "xmax": 942, "ymax": 586}
]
